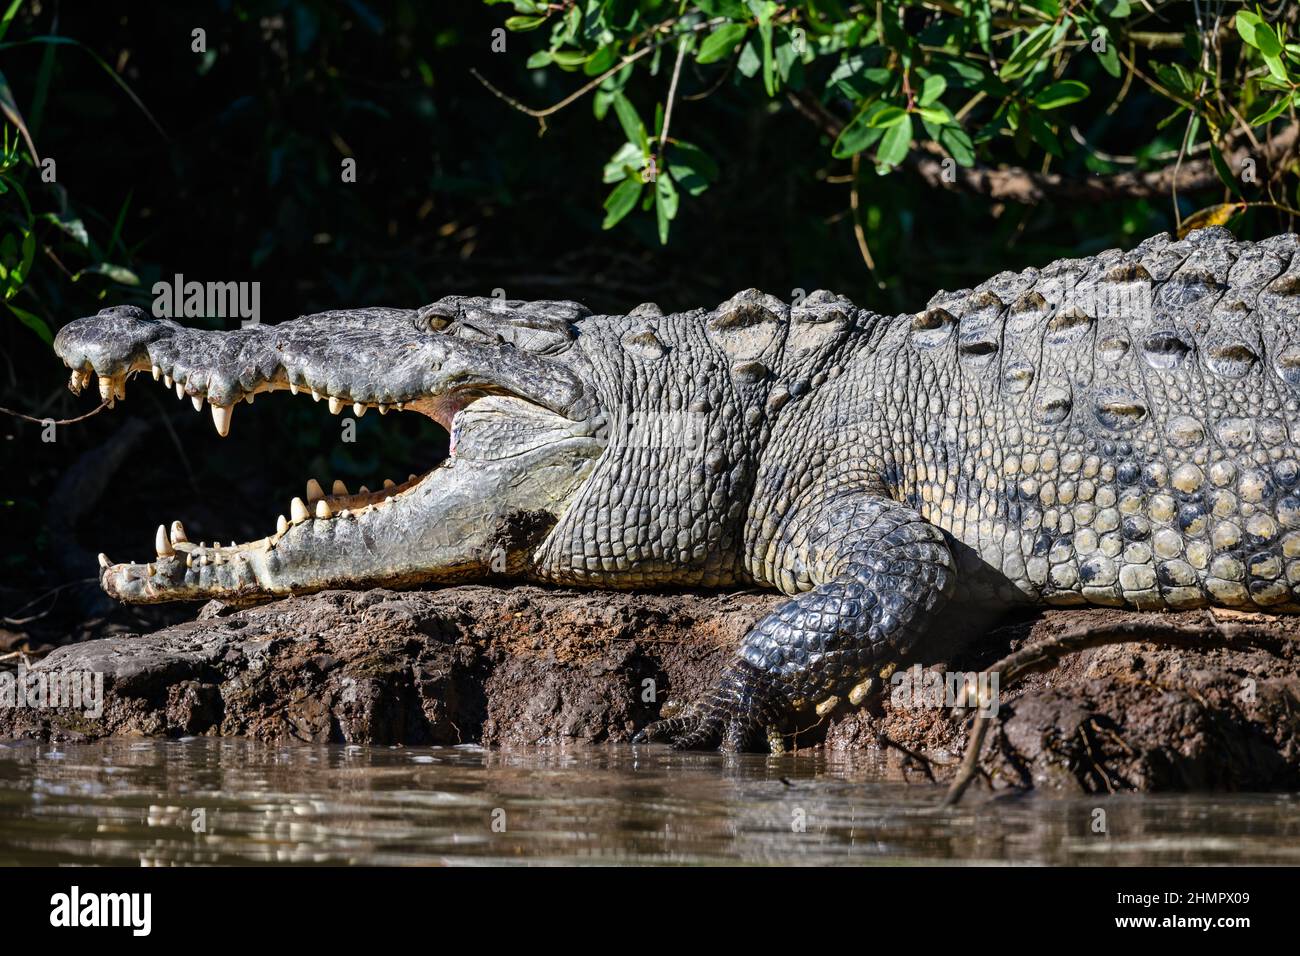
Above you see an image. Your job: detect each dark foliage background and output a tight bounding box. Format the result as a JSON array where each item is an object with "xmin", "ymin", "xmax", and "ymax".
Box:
[{"xmin": 0, "ymin": 0, "xmax": 1294, "ymax": 644}]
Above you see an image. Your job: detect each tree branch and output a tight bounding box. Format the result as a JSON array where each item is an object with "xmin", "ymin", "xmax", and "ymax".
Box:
[{"xmin": 786, "ymin": 90, "xmax": 1300, "ymax": 205}]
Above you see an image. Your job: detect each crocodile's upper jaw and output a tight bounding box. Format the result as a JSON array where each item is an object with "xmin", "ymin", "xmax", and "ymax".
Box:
[{"xmin": 54, "ymin": 304, "xmax": 604, "ymax": 604}]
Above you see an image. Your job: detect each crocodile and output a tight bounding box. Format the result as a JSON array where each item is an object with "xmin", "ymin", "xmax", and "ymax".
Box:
[{"xmin": 51, "ymin": 226, "xmax": 1300, "ymax": 751}]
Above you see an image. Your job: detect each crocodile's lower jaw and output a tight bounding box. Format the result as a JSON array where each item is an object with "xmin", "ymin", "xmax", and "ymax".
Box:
[{"xmin": 93, "ymin": 374, "xmax": 602, "ymax": 605}]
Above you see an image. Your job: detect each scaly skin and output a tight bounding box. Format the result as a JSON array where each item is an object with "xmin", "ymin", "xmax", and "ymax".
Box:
[{"xmin": 52, "ymin": 227, "xmax": 1300, "ymax": 750}]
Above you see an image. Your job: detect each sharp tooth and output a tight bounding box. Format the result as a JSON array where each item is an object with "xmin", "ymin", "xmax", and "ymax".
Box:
[
  {"xmin": 383, "ymin": 479, "xmax": 395, "ymax": 489},
  {"xmin": 244, "ymin": 392, "xmax": 255, "ymax": 405},
  {"xmin": 70, "ymin": 369, "xmax": 89, "ymax": 391},
  {"xmin": 328, "ymin": 396, "xmax": 344, "ymax": 415},
  {"xmin": 377, "ymin": 404, "xmax": 389, "ymax": 415},
  {"xmin": 97, "ymin": 376, "xmax": 115, "ymax": 403},
  {"xmin": 185, "ymin": 554, "xmax": 194, "ymax": 568},
  {"xmin": 395, "ymin": 402, "xmax": 406, "ymax": 412},
  {"xmin": 359, "ymin": 485, "xmax": 371, "ymax": 495},
  {"xmin": 211, "ymin": 403, "xmax": 233, "ymax": 437},
  {"xmin": 155, "ymin": 524, "xmax": 174, "ymax": 556},
  {"xmin": 213, "ymin": 552, "xmax": 225, "ymax": 565},
  {"xmin": 353, "ymin": 402, "xmax": 366, "ymax": 417},
  {"xmin": 408, "ymin": 474, "xmax": 418, "ymax": 483},
  {"xmin": 175, "ymin": 382, "xmax": 185, "ymax": 399},
  {"xmin": 164, "ymin": 374, "xmax": 174, "ymax": 388},
  {"xmin": 146, "ymin": 563, "xmax": 156, "ymax": 576},
  {"xmin": 290, "ymin": 497, "xmax": 310, "ymax": 523},
  {"xmin": 315, "ymin": 500, "xmax": 332, "ymax": 519},
  {"xmin": 306, "ymin": 479, "xmax": 325, "ymax": 503},
  {"xmin": 192, "ymin": 394, "xmax": 205, "ymax": 412},
  {"xmin": 289, "ymin": 383, "xmax": 299, "ymax": 395},
  {"xmin": 332, "ymin": 479, "xmax": 350, "ymax": 496},
  {"xmin": 311, "ymin": 389, "xmax": 321, "ymax": 402},
  {"xmin": 98, "ymin": 552, "xmax": 111, "ymax": 569},
  {"xmin": 276, "ymin": 515, "xmax": 288, "ymax": 535},
  {"xmin": 151, "ymin": 364, "xmax": 162, "ymax": 381},
  {"xmin": 170, "ymin": 520, "xmax": 189, "ymax": 543}
]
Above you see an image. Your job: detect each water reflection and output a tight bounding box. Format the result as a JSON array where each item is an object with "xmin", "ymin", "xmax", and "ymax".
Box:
[{"xmin": 0, "ymin": 739, "xmax": 1296, "ymax": 865}]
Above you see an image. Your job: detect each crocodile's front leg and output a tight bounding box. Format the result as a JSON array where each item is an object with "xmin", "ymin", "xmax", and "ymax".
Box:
[{"xmin": 636, "ymin": 491, "xmax": 957, "ymax": 751}]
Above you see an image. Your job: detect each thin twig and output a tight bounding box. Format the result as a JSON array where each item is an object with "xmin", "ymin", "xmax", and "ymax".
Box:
[
  {"xmin": 849, "ymin": 153, "xmax": 885, "ymax": 288},
  {"xmin": 470, "ymin": 17, "xmax": 723, "ymax": 133},
  {"xmin": 657, "ymin": 37, "xmax": 689, "ymax": 160},
  {"xmin": 0, "ymin": 401, "xmax": 109, "ymax": 425}
]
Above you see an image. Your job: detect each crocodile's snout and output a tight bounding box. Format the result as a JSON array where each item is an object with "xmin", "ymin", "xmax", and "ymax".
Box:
[
  {"xmin": 54, "ymin": 305, "xmax": 176, "ymax": 403},
  {"xmin": 57, "ymin": 297, "xmax": 606, "ymax": 604}
]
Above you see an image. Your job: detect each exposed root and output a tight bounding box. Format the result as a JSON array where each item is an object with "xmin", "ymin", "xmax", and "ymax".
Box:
[{"xmin": 938, "ymin": 613, "xmax": 1291, "ymax": 808}]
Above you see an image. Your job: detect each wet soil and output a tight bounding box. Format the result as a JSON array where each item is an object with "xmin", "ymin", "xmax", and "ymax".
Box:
[{"xmin": 1, "ymin": 585, "xmax": 1297, "ymax": 793}]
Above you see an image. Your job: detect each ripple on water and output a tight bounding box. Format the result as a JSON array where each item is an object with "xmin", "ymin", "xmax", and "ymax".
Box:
[{"xmin": 0, "ymin": 739, "xmax": 1296, "ymax": 865}]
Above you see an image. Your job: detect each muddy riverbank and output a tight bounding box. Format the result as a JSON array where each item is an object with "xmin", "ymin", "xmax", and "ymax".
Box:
[{"xmin": 2, "ymin": 586, "xmax": 1297, "ymax": 793}]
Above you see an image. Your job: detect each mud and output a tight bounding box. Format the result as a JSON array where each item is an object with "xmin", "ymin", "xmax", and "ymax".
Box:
[{"xmin": 1, "ymin": 586, "xmax": 1297, "ymax": 793}]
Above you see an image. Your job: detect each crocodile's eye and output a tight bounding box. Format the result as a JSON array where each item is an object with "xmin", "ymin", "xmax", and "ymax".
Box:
[{"xmin": 415, "ymin": 303, "xmax": 456, "ymax": 333}]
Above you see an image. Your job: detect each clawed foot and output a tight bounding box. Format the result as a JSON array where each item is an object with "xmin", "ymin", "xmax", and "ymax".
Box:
[
  {"xmin": 632, "ymin": 661, "xmax": 781, "ymax": 752},
  {"xmin": 633, "ymin": 713, "xmax": 760, "ymax": 751}
]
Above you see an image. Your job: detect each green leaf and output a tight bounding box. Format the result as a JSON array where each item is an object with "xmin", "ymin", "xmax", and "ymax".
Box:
[
  {"xmin": 0, "ymin": 0, "xmax": 23, "ymax": 44},
  {"xmin": 602, "ymin": 177, "xmax": 642, "ymax": 230},
  {"xmin": 1250, "ymin": 93, "xmax": 1291, "ymax": 126},
  {"xmin": 0, "ymin": 68, "xmax": 38, "ymax": 165},
  {"xmin": 736, "ymin": 37, "xmax": 762, "ymax": 78},
  {"xmin": 654, "ymin": 173, "xmax": 678, "ymax": 245},
  {"xmin": 697, "ymin": 23, "xmax": 747, "ymax": 64},
  {"xmin": 7, "ymin": 303, "xmax": 51, "ymax": 344},
  {"xmin": 1024, "ymin": 112, "xmax": 1062, "ymax": 157},
  {"xmin": 40, "ymin": 212, "xmax": 89, "ymax": 246},
  {"xmin": 611, "ymin": 92, "xmax": 647, "ymax": 152},
  {"xmin": 526, "ymin": 50, "xmax": 553, "ymax": 69},
  {"xmin": 759, "ymin": 20, "xmax": 777, "ymax": 96},
  {"xmin": 867, "ymin": 104, "xmax": 909, "ymax": 128},
  {"xmin": 1034, "ymin": 80, "xmax": 1089, "ymax": 110},
  {"xmin": 667, "ymin": 141, "xmax": 718, "ymax": 196},
  {"xmin": 875, "ymin": 115, "xmax": 913, "ymax": 168},
  {"xmin": 1208, "ymin": 139, "xmax": 1243, "ymax": 197},
  {"xmin": 583, "ymin": 45, "xmax": 617, "ymax": 76},
  {"xmin": 939, "ymin": 124, "xmax": 975, "ymax": 166},
  {"xmin": 832, "ymin": 104, "xmax": 886, "ymax": 158},
  {"xmin": 919, "ymin": 74, "xmax": 947, "ymax": 107},
  {"xmin": 551, "ymin": 50, "xmax": 591, "ymax": 70},
  {"xmin": 602, "ymin": 141, "xmax": 643, "ymax": 183},
  {"xmin": 1236, "ymin": 11, "xmax": 1265, "ymax": 50},
  {"xmin": 1095, "ymin": 28, "xmax": 1120, "ymax": 78},
  {"xmin": 999, "ymin": 24, "xmax": 1054, "ymax": 81},
  {"xmin": 1264, "ymin": 52, "xmax": 1289, "ymax": 84},
  {"xmin": 74, "ymin": 263, "xmax": 140, "ymax": 285},
  {"xmin": 504, "ymin": 15, "xmax": 547, "ymax": 31},
  {"xmin": 1154, "ymin": 62, "xmax": 1196, "ymax": 98}
]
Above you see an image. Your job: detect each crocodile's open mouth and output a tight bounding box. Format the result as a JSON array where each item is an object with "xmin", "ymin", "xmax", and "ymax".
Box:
[{"xmin": 54, "ymin": 304, "xmax": 602, "ymax": 604}]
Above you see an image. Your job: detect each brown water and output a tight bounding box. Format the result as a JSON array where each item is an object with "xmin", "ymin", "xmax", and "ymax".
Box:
[{"xmin": 0, "ymin": 738, "xmax": 1296, "ymax": 865}]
